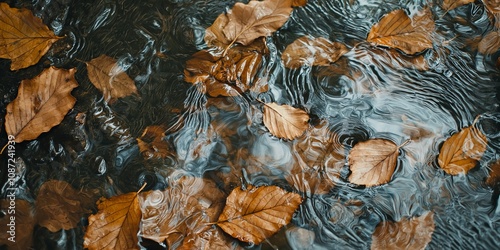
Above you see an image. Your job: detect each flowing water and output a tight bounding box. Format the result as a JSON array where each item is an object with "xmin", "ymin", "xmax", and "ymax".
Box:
[{"xmin": 1, "ymin": 0, "xmax": 500, "ymax": 249}]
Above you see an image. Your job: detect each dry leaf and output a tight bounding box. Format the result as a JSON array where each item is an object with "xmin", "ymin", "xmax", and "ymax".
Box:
[
  {"xmin": 205, "ymin": 0, "xmax": 293, "ymax": 48},
  {"xmin": 0, "ymin": 200, "xmax": 35, "ymax": 250},
  {"xmin": 478, "ymin": 30, "xmax": 500, "ymax": 55},
  {"xmin": 263, "ymin": 103, "xmax": 309, "ymax": 140},
  {"xmin": 438, "ymin": 126, "xmax": 487, "ymax": 175},
  {"xmin": 486, "ymin": 160, "xmax": 500, "ymax": 187},
  {"xmin": 281, "ymin": 36, "xmax": 348, "ymax": 68},
  {"xmin": 217, "ymin": 185, "xmax": 302, "ymax": 245},
  {"xmin": 86, "ymin": 55, "xmax": 138, "ymax": 102},
  {"xmin": 367, "ymin": 8, "xmax": 435, "ymax": 55},
  {"xmin": 5, "ymin": 67, "xmax": 78, "ymax": 143},
  {"xmin": 292, "ymin": 0, "xmax": 308, "ymax": 7},
  {"xmin": 84, "ymin": 188, "xmax": 144, "ymax": 250},
  {"xmin": 136, "ymin": 125, "xmax": 173, "ymax": 159},
  {"xmin": 442, "ymin": 0, "xmax": 474, "ymax": 11},
  {"xmin": 371, "ymin": 212, "xmax": 435, "ymax": 250},
  {"xmin": 0, "ymin": 3, "xmax": 62, "ymax": 70},
  {"xmin": 348, "ymin": 139, "xmax": 401, "ymax": 187},
  {"xmin": 35, "ymin": 180, "xmax": 88, "ymax": 232}
]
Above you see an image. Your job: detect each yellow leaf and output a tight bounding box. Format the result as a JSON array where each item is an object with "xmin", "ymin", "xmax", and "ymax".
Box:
[
  {"xmin": 0, "ymin": 3, "xmax": 62, "ymax": 70},
  {"xmin": 442, "ymin": 0, "xmax": 474, "ymax": 11},
  {"xmin": 478, "ymin": 30, "xmax": 500, "ymax": 55},
  {"xmin": 281, "ymin": 35, "xmax": 348, "ymax": 69},
  {"xmin": 367, "ymin": 8, "xmax": 435, "ymax": 55},
  {"xmin": 5, "ymin": 67, "xmax": 78, "ymax": 143},
  {"xmin": 217, "ymin": 185, "xmax": 302, "ymax": 245},
  {"xmin": 0, "ymin": 200, "xmax": 35, "ymax": 250},
  {"xmin": 438, "ymin": 126, "xmax": 487, "ymax": 175},
  {"xmin": 263, "ymin": 103, "xmax": 309, "ymax": 140}
]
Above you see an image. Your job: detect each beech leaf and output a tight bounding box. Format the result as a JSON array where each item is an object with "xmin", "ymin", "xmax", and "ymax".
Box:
[
  {"xmin": 442, "ymin": 0, "xmax": 474, "ymax": 11},
  {"xmin": 263, "ymin": 103, "xmax": 309, "ymax": 140},
  {"xmin": 5, "ymin": 66, "xmax": 78, "ymax": 143},
  {"xmin": 217, "ymin": 185, "xmax": 302, "ymax": 245},
  {"xmin": 281, "ymin": 36, "xmax": 348, "ymax": 69},
  {"xmin": 86, "ymin": 55, "xmax": 138, "ymax": 102},
  {"xmin": 205, "ymin": 0, "xmax": 293, "ymax": 48},
  {"xmin": 0, "ymin": 200, "xmax": 35, "ymax": 250},
  {"xmin": 348, "ymin": 139, "xmax": 402, "ymax": 187},
  {"xmin": 367, "ymin": 8, "xmax": 435, "ymax": 55},
  {"xmin": 0, "ymin": 3, "xmax": 62, "ymax": 70},
  {"xmin": 478, "ymin": 30, "xmax": 500, "ymax": 55},
  {"xmin": 371, "ymin": 212, "xmax": 435, "ymax": 250},
  {"xmin": 438, "ymin": 126, "xmax": 487, "ymax": 175},
  {"xmin": 136, "ymin": 125, "xmax": 173, "ymax": 159}
]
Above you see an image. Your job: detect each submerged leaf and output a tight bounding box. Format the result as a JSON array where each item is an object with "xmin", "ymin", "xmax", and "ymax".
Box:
[
  {"xmin": 217, "ymin": 185, "xmax": 302, "ymax": 245},
  {"xmin": 478, "ymin": 30, "xmax": 500, "ymax": 55},
  {"xmin": 292, "ymin": 0, "xmax": 308, "ymax": 7},
  {"xmin": 263, "ymin": 103, "xmax": 309, "ymax": 140},
  {"xmin": 0, "ymin": 3, "xmax": 62, "ymax": 70},
  {"xmin": 486, "ymin": 160, "xmax": 500, "ymax": 187},
  {"xmin": 371, "ymin": 212, "xmax": 435, "ymax": 250},
  {"xmin": 281, "ymin": 36, "xmax": 348, "ymax": 68},
  {"xmin": 438, "ymin": 126, "xmax": 487, "ymax": 175},
  {"xmin": 484, "ymin": 0, "xmax": 500, "ymax": 28},
  {"xmin": 5, "ymin": 67, "xmax": 78, "ymax": 143},
  {"xmin": 442, "ymin": 0, "xmax": 474, "ymax": 11},
  {"xmin": 0, "ymin": 200, "xmax": 35, "ymax": 250},
  {"xmin": 137, "ymin": 125, "xmax": 173, "ymax": 159},
  {"xmin": 367, "ymin": 8, "xmax": 435, "ymax": 55}
]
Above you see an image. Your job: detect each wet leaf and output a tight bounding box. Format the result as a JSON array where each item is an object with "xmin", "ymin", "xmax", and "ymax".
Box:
[
  {"xmin": 217, "ymin": 185, "xmax": 303, "ymax": 245},
  {"xmin": 367, "ymin": 8, "xmax": 435, "ymax": 55},
  {"xmin": 371, "ymin": 212, "xmax": 435, "ymax": 250},
  {"xmin": 84, "ymin": 187, "xmax": 144, "ymax": 250},
  {"xmin": 484, "ymin": 0, "xmax": 500, "ymax": 28},
  {"xmin": 478, "ymin": 30, "xmax": 500, "ymax": 55},
  {"xmin": 5, "ymin": 67, "xmax": 78, "ymax": 143},
  {"xmin": 486, "ymin": 160, "xmax": 500, "ymax": 187},
  {"xmin": 35, "ymin": 180, "xmax": 89, "ymax": 232},
  {"xmin": 263, "ymin": 103, "xmax": 309, "ymax": 140},
  {"xmin": 348, "ymin": 139, "xmax": 401, "ymax": 187},
  {"xmin": 137, "ymin": 125, "xmax": 173, "ymax": 159},
  {"xmin": 442, "ymin": 0, "xmax": 474, "ymax": 11},
  {"xmin": 205, "ymin": 0, "xmax": 293, "ymax": 48},
  {"xmin": 86, "ymin": 55, "xmax": 138, "ymax": 102},
  {"xmin": 438, "ymin": 126, "xmax": 487, "ymax": 175},
  {"xmin": 0, "ymin": 3, "xmax": 62, "ymax": 70},
  {"xmin": 292, "ymin": 0, "xmax": 308, "ymax": 7},
  {"xmin": 281, "ymin": 36, "xmax": 348, "ymax": 68},
  {"xmin": 0, "ymin": 200, "xmax": 35, "ymax": 250}
]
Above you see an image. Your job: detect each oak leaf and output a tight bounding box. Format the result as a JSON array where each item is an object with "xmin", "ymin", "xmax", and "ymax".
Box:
[
  {"xmin": 348, "ymin": 139, "xmax": 402, "ymax": 187},
  {"xmin": 5, "ymin": 67, "xmax": 78, "ymax": 143},
  {"xmin": 367, "ymin": 8, "xmax": 435, "ymax": 55},
  {"xmin": 281, "ymin": 36, "xmax": 348, "ymax": 68},
  {"xmin": 205, "ymin": 0, "xmax": 293, "ymax": 48},
  {"xmin": 263, "ymin": 103, "xmax": 309, "ymax": 140},
  {"xmin": 486, "ymin": 160, "xmax": 500, "ymax": 187},
  {"xmin": 217, "ymin": 185, "xmax": 302, "ymax": 245},
  {"xmin": 0, "ymin": 200, "xmax": 35, "ymax": 250},
  {"xmin": 0, "ymin": 3, "xmax": 62, "ymax": 70},
  {"xmin": 136, "ymin": 125, "xmax": 173, "ymax": 159},
  {"xmin": 442, "ymin": 0, "xmax": 474, "ymax": 11},
  {"xmin": 478, "ymin": 30, "xmax": 500, "ymax": 55},
  {"xmin": 438, "ymin": 126, "xmax": 487, "ymax": 175},
  {"xmin": 371, "ymin": 212, "xmax": 435, "ymax": 250},
  {"xmin": 86, "ymin": 55, "xmax": 138, "ymax": 102}
]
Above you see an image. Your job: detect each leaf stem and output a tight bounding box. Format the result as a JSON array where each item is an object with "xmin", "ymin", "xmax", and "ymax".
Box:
[
  {"xmin": 137, "ymin": 182, "xmax": 148, "ymax": 194},
  {"xmin": 0, "ymin": 143, "xmax": 7, "ymax": 155}
]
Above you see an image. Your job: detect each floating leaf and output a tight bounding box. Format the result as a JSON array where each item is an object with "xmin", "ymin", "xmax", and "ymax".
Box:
[
  {"xmin": 0, "ymin": 3, "xmax": 62, "ymax": 70},
  {"xmin": 5, "ymin": 67, "xmax": 78, "ymax": 143},
  {"xmin": 205, "ymin": 0, "xmax": 293, "ymax": 48},
  {"xmin": 438, "ymin": 126, "xmax": 487, "ymax": 175},
  {"xmin": 371, "ymin": 212, "xmax": 435, "ymax": 250},
  {"xmin": 0, "ymin": 200, "xmax": 35, "ymax": 250},
  {"xmin": 263, "ymin": 103, "xmax": 309, "ymax": 140},
  {"xmin": 281, "ymin": 36, "xmax": 348, "ymax": 68},
  {"xmin": 348, "ymin": 139, "xmax": 402, "ymax": 187},
  {"xmin": 86, "ymin": 55, "xmax": 138, "ymax": 102},
  {"xmin": 367, "ymin": 8, "xmax": 435, "ymax": 55},
  {"xmin": 486, "ymin": 160, "xmax": 500, "ymax": 187},
  {"xmin": 292, "ymin": 0, "xmax": 308, "ymax": 7},
  {"xmin": 137, "ymin": 125, "xmax": 173, "ymax": 159},
  {"xmin": 442, "ymin": 0, "xmax": 474, "ymax": 11},
  {"xmin": 217, "ymin": 185, "xmax": 302, "ymax": 245},
  {"xmin": 478, "ymin": 30, "xmax": 500, "ymax": 55},
  {"xmin": 84, "ymin": 187, "xmax": 144, "ymax": 250}
]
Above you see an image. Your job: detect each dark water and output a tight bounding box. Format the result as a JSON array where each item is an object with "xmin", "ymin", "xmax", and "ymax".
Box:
[{"xmin": 1, "ymin": 0, "xmax": 500, "ymax": 249}]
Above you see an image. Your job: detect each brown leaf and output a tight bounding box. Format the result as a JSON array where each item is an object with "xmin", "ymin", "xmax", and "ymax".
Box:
[
  {"xmin": 442, "ymin": 0, "xmax": 474, "ymax": 11},
  {"xmin": 486, "ymin": 160, "xmax": 500, "ymax": 187},
  {"xmin": 281, "ymin": 36, "xmax": 348, "ymax": 68},
  {"xmin": 136, "ymin": 125, "xmax": 173, "ymax": 159},
  {"xmin": 35, "ymin": 180, "xmax": 88, "ymax": 232},
  {"xmin": 484, "ymin": 0, "xmax": 500, "ymax": 28},
  {"xmin": 5, "ymin": 66, "xmax": 78, "ymax": 143},
  {"xmin": 0, "ymin": 3, "xmax": 62, "ymax": 70},
  {"xmin": 217, "ymin": 185, "xmax": 302, "ymax": 245},
  {"xmin": 438, "ymin": 126, "xmax": 487, "ymax": 175},
  {"xmin": 348, "ymin": 139, "xmax": 401, "ymax": 187},
  {"xmin": 86, "ymin": 55, "xmax": 138, "ymax": 102},
  {"xmin": 292, "ymin": 0, "xmax": 308, "ymax": 7},
  {"xmin": 478, "ymin": 30, "xmax": 500, "ymax": 55},
  {"xmin": 371, "ymin": 212, "xmax": 435, "ymax": 250},
  {"xmin": 367, "ymin": 8, "xmax": 435, "ymax": 55},
  {"xmin": 0, "ymin": 200, "xmax": 35, "ymax": 250},
  {"xmin": 84, "ymin": 188, "xmax": 144, "ymax": 250},
  {"xmin": 263, "ymin": 103, "xmax": 309, "ymax": 140},
  {"xmin": 205, "ymin": 0, "xmax": 293, "ymax": 48}
]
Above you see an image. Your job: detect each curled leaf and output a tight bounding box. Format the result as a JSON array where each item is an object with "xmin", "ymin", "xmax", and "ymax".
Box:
[
  {"xmin": 217, "ymin": 185, "xmax": 302, "ymax": 245},
  {"xmin": 5, "ymin": 67, "xmax": 78, "ymax": 143},
  {"xmin": 0, "ymin": 3, "xmax": 62, "ymax": 70},
  {"xmin": 367, "ymin": 8, "xmax": 435, "ymax": 55},
  {"xmin": 478, "ymin": 30, "xmax": 500, "ymax": 55},
  {"xmin": 442, "ymin": 0, "xmax": 474, "ymax": 11},
  {"xmin": 281, "ymin": 36, "xmax": 348, "ymax": 68},
  {"xmin": 263, "ymin": 103, "xmax": 309, "ymax": 140}
]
